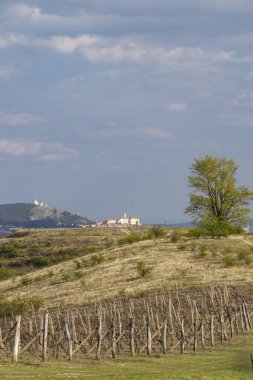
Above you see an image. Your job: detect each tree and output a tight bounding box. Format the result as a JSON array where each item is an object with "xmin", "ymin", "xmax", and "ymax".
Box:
[{"xmin": 185, "ymin": 156, "xmax": 253, "ymax": 231}]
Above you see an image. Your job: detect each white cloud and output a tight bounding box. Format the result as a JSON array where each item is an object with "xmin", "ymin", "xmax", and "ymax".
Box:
[
  {"xmin": 0, "ymin": 30, "xmax": 236, "ymax": 67},
  {"xmin": 167, "ymin": 102, "xmax": 188, "ymax": 112},
  {"xmin": 5, "ymin": 3, "xmax": 115, "ymax": 32},
  {"xmin": 0, "ymin": 138, "xmax": 78, "ymax": 161},
  {"xmin": 0, "ymin": 33, "xmax": 29, "ymax": 48},
  {"xmin": 138, "ymin": 128, "xmax": 171, "ymax": 139},
  {"xmin": 0, "ymin": 112, "xmax": 43, "ymax": 126},
  {"xmin": 45, "ymin": 34, "xmax": 236, "ymax": 66},
  {"xmin": 0, "ymin": 66, "xmax": 18, "ymax": 78},
  {"xmin": 49, "ymin": 35, "xmax": 102, "ymax": 54}
]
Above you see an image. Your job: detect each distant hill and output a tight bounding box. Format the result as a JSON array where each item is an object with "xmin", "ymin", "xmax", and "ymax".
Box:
[{"xmin": 0, "ymin": 203, "xmax": 93, "ymax": 228}]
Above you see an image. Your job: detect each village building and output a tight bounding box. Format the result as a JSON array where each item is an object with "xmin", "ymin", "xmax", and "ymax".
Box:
[
  {"xmin": 106, "ymin": 218, "xmax": 117, "ymax": 225},
  {"xmin": 106, "ymin": 213, "xmax": 141, "ymax": 226},
  {"xmin": 117, "ymin": 213, "xmax": 129, "ymax": 225}
]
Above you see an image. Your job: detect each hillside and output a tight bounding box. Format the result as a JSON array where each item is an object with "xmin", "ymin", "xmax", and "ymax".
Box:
[
  {"xmin": 0, "ymin": 227, "xmax": 253, "ymax": 307},
  {"xmin": 0, "ymin": 203, "xmax": 93, "ymax": 228}
]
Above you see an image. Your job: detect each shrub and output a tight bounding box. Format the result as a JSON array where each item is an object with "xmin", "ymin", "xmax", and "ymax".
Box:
[
  {"xmin": 222, "ymin": 253, "xmax": 237, "ymax": 267},
  {"xmin": 149, "ymin": 226, "xmax": 166, "ymax": 239},
  {"xmin": 187, "ymin": 227, "xmax": 206, "ymax": 239},
  {"xmin": 0, "ymin": 295, "xmax": 43, "ymax": 317},
  {"xmin": 20, "ymin": 276, "xmax": 32, "ymax": 286},
  {"xmin": 178, "ymin": 243, "xmax": 187, "ymax": 251},
  {"xmin": 10, "ymin": 230, "xmax": 30, "ymax": 238},
  {"xmin": 237, "ymin": 250, "xmax": 253, "ymax": 265},
  {"xmin": 27, "ymin": 256, "xmax": 49, "ymax": 268},
  {"xmin": 90, "ymin": 253, "xmax": 104, "ymax": 266},
  {"xmin": 170, "ymin": 231, "xmax": 182, "ymax": 243},
  {"xmin": 0, "ymin": 267, "xmax": 14, "ymax": 281},
  {"xmin": 74, "ymin": 259, "xmax": 82, "ymax": 269},
  {"xmin": 74, "ymin": 270, "xmax": 84, "ymax": 279},
  {"xmin": 198, "ymin": 245, "xmax": 208, "ymax": 258},
  {"xmin": 30, "ymin": 297, "xmax": 44, "ymax": 311},
  {"xmin": 136, "ymin": 261, "xmax": 153, "ymax": 278}
]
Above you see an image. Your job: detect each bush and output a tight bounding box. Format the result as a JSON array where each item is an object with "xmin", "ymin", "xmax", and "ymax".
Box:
[
  {"xmin": 10, "ymin": 230, "xmax": 31, "ymax": 238},
  {"xmin": 198, "ymin": 245, "xmax": 208, "ymax": 258},
  {"xmin": 0, "ymin": 295, "xmax": 43, "ymax": 317},
  {"xmin": 149, "ymin": 226, "xmax": 166, "ymax": 239},
  {"xmin": 136, "ymin": 261, "xmax": 153, "ymax": 278},
  {"xmin": 27, "ymin": 256, "xmax": 49, "ymax": 268},
  {"xmin": 0, "ymin": 267, "xmax": 14, "ymax": 281},
  {"xmin": 118, "ymin": 235, "xmax": 141, "ymax": 246},
  {"xmin": 178, "ymin": 243, "xmax": 187, "ymax": 251},
  {"xmin": 74, "ymin": 270, "xmax": 84, "ymax": 278},
  {"xmin": 20, "ymin": 276, "xmax": 32, "ymax": 286},
  {"xmin": 187, "ymin": 227, "xmax": 206, "ymax": 239},
  {"xmin": 90, "ymin": 253, "xmax": 104, "ymax": 266},
  {"xmin": 170, "ymin": 231, "xmax": 182, "ymax": 243},
  {"xmin": 222, "ymin": 253, "xmax": 237, "ymax": 267},
  {"xmin": 237, "ymin": 250, "xmax": 253, "ymax": 265}
]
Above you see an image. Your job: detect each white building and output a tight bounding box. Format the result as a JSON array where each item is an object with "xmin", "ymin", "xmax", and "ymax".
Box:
[
  {"xmin": 107, "ymin": 218, "xmax": 117, "ymax": 225},
  {"xmin": 118, "ymin": 213, "xmax": 129, "ymax": 225},
  {"xmin": 117, "ymin": 213, "xmax": 141, "ymax": 226}
]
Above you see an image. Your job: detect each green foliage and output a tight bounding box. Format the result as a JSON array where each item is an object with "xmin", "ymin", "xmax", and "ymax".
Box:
[
  {"xmin": 185, "ymin": 155, "xmax": 253, "ymax": 231},
  {"xmin": 118, "ymin": 234, "xmax": 142, "ymax": 246},
  {"xmin": 0, "ymin": 295, "xmax": 43, "ymax": 317},
  {"xmin": 188, "ymin": 221, "xmax": 244, "ymax": 239},
  {"xmin": 148, "ymin": 226, "xmax": 167, "ymax": 239},
  {"xmin": 170, "ymin": 231, "xmax": 182, "ymax": 243},
  {"xmin": 198, "ymin": 245, "xmax": 209, "ymax": 258},
  {"xmin": 20, "ymin": 276, "xmax": 32, "ymax": 286},
  {"xmin": 136, "ymin": 260, "xmax": 153, "ymax": 278},
  {"xmin": 74, "ymin": 270, "xmax": 84, "ymax": 278},
  {"xmin": 90, "ymin": 253, "xmax": 104, "ymax": 266},
  {"xmin": 177, "ymin": 243, "xmax": 187, "ymax": 251},
  {"xmin": 222, "ymin": 253, "xmax": 237, "ymax": 267},
  {"xmin": 10, "ymin": 229, "xmax": 31, "ymax": 238},
  {"xmin": 0, "ymin": 267, "xmax": 15, "ymax": 281},
  {"xmin": 236, "ymin": 249, "xmax": 253, "ymax": 265}
]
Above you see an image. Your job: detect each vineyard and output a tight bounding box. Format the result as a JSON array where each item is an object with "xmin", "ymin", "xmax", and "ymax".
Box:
[{"xmin": 1, "ymin": 285, "xmax": 252, "ymax": 363}]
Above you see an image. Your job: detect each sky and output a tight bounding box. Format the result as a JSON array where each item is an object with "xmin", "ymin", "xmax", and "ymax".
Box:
[{"xmin": 1, "ymin": 0, "xmax": 253, "ymax": 224}]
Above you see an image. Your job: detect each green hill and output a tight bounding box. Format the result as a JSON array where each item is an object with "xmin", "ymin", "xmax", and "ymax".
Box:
[
  {"xmin": 0, "ymin": 226, "xmax": 253, "ymax": 307},
  {"xmin": 0, "ymin": 203, "xmax": 93, "ymax": 228}
]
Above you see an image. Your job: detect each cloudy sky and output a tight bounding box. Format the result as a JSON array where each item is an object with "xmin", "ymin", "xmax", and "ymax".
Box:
[{"xmin": 1, "ymin": 0, "xmax": 253, "ymax": 223}]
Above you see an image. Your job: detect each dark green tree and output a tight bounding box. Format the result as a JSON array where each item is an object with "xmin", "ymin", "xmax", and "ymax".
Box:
[{"xmin": 185, "ymin": 156, "xmax": 253, "ymax": 232}]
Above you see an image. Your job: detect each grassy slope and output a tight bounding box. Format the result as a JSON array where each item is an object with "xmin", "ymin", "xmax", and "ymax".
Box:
[
  {"xmin": 0, "ymin": 228, "xmax": 253, "ymax": 306},
  {"xmin": 1, "ymin": 329, "xmax": 253, "ymax": 379}
]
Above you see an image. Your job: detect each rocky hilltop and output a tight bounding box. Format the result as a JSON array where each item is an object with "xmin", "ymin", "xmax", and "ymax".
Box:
[{"xmin": 0, "ymin": 203, "xmax": 93, "ymax": 228}]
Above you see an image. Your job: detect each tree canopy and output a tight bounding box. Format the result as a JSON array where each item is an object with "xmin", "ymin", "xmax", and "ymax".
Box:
[{"xmin": 185, "ymin": 156, "xmax": 253, "ymax": 229}]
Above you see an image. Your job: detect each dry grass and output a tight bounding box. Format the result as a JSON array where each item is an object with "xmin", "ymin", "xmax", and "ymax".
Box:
[{"xmin": 0, "ymin": 228, "xmax": 253, "ymax": 307}]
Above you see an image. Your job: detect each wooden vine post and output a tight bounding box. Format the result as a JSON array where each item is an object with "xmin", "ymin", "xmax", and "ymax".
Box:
[
  {"xmin": 147, "ymin": 316, "xmax": 152, "ymax": 355},
  {"xmin": 111, "ymin": 316, "xmax": 116, "ymax": 359},
  {"xmin": 42, "ymin": 312, "xmax": 49, "ymax": 362},
  {"xmin": 96, "ymin": 315, "xmax": 102, "ymax": 360},
  {"xmin": 210, "ymin": 314, "xmax": 214, "ymax": 347},
  {"xmin": 12, "ymin": 315, "xmax": 21, "ymax": 363},
  {"xmin": 129, "ymin": 317, "xmax": 135, "ymax": 356},
  {"xmin": 180, "ymin": 319, "xmax": 185, "ymax": 354},
  {"xmin": 65, "ymin": 317, "xmax": 73, "ymax": 361},
  {"xmin": 163, "ymin": 319, "xmax": 168, "ymax": 354}
]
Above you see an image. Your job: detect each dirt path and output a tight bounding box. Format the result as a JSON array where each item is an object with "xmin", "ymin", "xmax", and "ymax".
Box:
[{"xmin": 229, "ymin": 235, "xmax": 253, "ymax": 247}]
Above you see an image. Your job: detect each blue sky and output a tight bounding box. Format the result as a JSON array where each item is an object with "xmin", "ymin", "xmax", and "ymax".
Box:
[{"xmin": 1, "ymin": 0, "xmax": 253, "ymax": 223}]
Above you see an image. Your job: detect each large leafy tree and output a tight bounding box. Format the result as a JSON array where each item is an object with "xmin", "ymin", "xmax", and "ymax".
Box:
[{"xmin": 185, "ymin": 156, "xmax": 253, "ymax": 228}]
